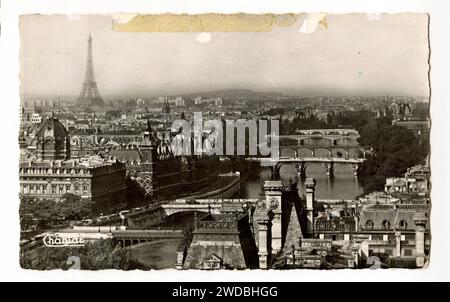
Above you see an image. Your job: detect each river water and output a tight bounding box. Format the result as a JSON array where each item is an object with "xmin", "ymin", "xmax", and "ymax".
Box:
[
  {"xmin": 240, "ymin": 137, "xmax": 363, "ymax": 200},
  {"xmin": 132, "ymin": 137, "xmax": 363, "ymax": 268}
]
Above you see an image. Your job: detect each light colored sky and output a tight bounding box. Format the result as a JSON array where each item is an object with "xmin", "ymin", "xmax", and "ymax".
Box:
[{"xmin": 20, "ymin": 13, "xmax": 429, "ymax": 97}]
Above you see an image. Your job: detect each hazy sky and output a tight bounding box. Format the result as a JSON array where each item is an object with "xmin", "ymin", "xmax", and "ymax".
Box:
[{"xmin": 20, "ymin": 14, "xmax": 430, "ymax": 97}]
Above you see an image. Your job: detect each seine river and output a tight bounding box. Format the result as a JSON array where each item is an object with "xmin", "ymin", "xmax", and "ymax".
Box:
[
  {"xmin": 240, "ymin": 137, "xmax": 364, "ymax": 200},
  {"xmin": 132, "ymin": 137, "xmax": 364, "ymax": 268}
]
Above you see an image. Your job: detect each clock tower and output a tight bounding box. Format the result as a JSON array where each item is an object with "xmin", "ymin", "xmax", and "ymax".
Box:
[{"xmin": 263, "ymin": 180, "xmax": 284, "ymax": 254}]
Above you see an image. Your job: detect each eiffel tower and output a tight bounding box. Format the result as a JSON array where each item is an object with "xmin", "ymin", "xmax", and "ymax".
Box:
[{"xmin": 77, "ymin": 33, "xmax": 104, "ymax": 107}]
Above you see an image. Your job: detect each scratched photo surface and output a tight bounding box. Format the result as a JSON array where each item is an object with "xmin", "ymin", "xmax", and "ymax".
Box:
[{"xmin": 19, "ymin": 14, "xmax": 430, "ymax": 270}]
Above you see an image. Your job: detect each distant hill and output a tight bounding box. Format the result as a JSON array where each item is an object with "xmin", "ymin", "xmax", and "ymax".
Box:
[
  {"xmin": 22, "ymin": 89, "xmax": 284, "ymax": 102},
  {"xmin": 179, "ymin": 89, "xmax": 285, "ymax": 99}
]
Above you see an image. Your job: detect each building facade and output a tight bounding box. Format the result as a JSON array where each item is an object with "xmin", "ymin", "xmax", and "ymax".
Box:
[
  {"xmin": 182, "ymin": 213, "xmax": 257, "ymax": 270},
  {"xmin": 108, "ymin": 120, "xmax": 221, "ymax": 202},
  {"xmin": 19, "ymin": 116, "xmax": 127, "ymax": 213},
  {"xmin": 385, "ymin": 163, "xmax": 430, "ymax": 194}
]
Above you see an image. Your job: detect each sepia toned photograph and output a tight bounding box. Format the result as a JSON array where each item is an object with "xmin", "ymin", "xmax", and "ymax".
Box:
[{"xmin": 18, "ymin": 13, "xmax": 431, "ymax": 270}]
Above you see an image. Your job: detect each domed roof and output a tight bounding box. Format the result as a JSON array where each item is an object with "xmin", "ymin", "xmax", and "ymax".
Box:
[
  {"xmin": 36, "ymin": 115, "xmax": 68, "ymax": 140},
  {"xmin": 35, "ymin": 115, "xmax": 70, "ymax": 160}
]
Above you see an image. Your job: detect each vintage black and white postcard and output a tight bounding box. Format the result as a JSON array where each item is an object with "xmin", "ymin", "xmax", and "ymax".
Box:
[{"xmin": 16, "ymin": 12, "xmax": 432, "ymax": 271}]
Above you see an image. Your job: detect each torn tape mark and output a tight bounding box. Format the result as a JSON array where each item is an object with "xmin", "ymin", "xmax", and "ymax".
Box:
[
  {"xmin": 299, "ymin": 13, "xmax": 327, "ymax": 34},
  {"xmin": 112, "ymin": 13, "xmax": 138, "ymax": 24},
  {"xmin": 112, "ymin": 14, "xmax": 299, "ymax": 32}
]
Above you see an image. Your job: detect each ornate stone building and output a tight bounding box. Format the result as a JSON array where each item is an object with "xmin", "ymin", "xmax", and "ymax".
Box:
[
  {"xmin": 182, "ymin": 212, "xmax": 258, "ymax": 270},
  {"xmin": 108, "ymin": 120, "xmax": 220, "ymax": 202},
  {"xmin": 35, "ymin": 114, "xmax": 71, "ymax": 160},
  {"xmin": 19, "ymin": 116, "xmax": 127, "ymax": 213},
  {"xmin": 252, "ymin": 177, "xmax": 430, "ymax": 269},
  {"xmin": 385, "ymin": 163, "xmax": 430, "ymax": 194}
]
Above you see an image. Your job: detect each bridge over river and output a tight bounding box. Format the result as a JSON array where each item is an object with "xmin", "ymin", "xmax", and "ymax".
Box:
[
  {"xmin": 112, "ymin": 229, "xmax": 184, "ymax": 247},
  {"xmin": 121, "ymin": 199, "xmax": 258, "ymax": 229},
  {"xmin": 246, "ymin": 156, "xmax": 366, "ymax": 178},
  {"xmin": 275, "ymin": 129, "xmax": 360, "ymax": 146},
  {"xmin": 278, "ymin": 145, "xmax": 370, "ymax": 159},
  {"xmin": 249, "ymin": 128, "xmax": 368, "ymax": 179}
]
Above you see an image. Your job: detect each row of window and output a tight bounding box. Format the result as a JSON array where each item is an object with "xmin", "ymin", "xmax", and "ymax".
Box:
[
  {"xmin": 20, "ymin": 168, "xmax": 89, "ymax": 175},
  {"xmin": 22, "ymin": 183, "xmax": 89, "ymax": 195},
  {"xmin": 369, "ymin": 248, "xmax": 413, "ymax": 257},
  {"xmin": 126, "ymin": 160, "xmax": 141, "ymax": 166},
  {"xmin": 365, "ymin": 219, "xmax": 408, "ymax": 230},
  {"xmin": 21, "ymin": 177, "xmax": 90, "ymax": 181}
]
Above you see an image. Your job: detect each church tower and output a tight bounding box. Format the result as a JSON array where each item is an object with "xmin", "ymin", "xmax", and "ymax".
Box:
[{"xmin": 139, "ymin": 120, "xmax": 158, "ymax": 168}]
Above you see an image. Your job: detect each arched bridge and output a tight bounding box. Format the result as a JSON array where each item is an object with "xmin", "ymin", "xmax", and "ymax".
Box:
[
  {"xmin": 277, "ymin": 129, "xmax": 360, "ymax": 146},
  {"xmin": 160, "ymin": 203, "xmax": 223, "ymax": 216},
  {"xmin": 124, "ymin": 199, "xmax": 259, "ymax": 229},
  {"xmin": 278, "ymin": 145, "xmax": 368, "ymax": 159},
  {"xmin": 246, "ymin": 156, "xmax": 366, "ymax": 178},
  {"xmin": 160, "ymin": 199, "xmax": 259, "ymax": 216},
  {"xmin": 112, "ymin": 229, "xmax": 184, "ymax": 247},
  {"xmin": 295, "ymin": 129, "xmax": 360, "ymax": 136}
]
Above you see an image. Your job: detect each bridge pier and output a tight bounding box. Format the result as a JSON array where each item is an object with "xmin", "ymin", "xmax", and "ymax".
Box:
[
  {"xmin": 324, "ymin": 162, "xmax": 334, "ymax": 178},
  {"xmin": 248, "ymin": 161, "xmax": 261, "ymax": 175},
  {"xmin": 352, "ymin": 164, "xmax": 359, "ymax": 176},
  {"xmin": 296, "ymin": 162, "xmax": 307, "ymax": 179},
  {"xmin": 271, "ymin": 164, "xmax": 280, "ymax": 180}
]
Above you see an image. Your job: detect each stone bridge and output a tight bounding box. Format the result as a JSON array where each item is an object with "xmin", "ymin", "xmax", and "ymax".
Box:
[
  {"xmin": 295, "ymin": 129, "xmax": 360, "ymax": 136},
  {"xmin": 125, "ymin": 199, "xmax": 259, "ymax": 229},
  {"xmin": 277, "ymin": 129, "xmax": 360, "ymax": 146},
  {"xmin": 278, "ymin": 145, "xmax": 368, "ymax": 159},
  {"xmin": 160, "ymin": 203, "xmax": 223, "ymax": 216},
  {"xmin": 112, "ymin": 229, "xmax": 184, "ymax": 247},
  {"xmin": 161, "ymin": 199, "xmax": 260, "ymax": 216},
  {"xmin": 246, "ymin": 156, "xmax": 366, "ymax": 178}
]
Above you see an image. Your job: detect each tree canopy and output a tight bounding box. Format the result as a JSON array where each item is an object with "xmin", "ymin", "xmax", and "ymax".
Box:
[
  {"xmin": 280, "ymin": 111, "xmax": 428, "ymax": 193},
  {"xmin": 20, "ymin": 239, "xmax": 151, "ymax": 270},
  {"xmin": 357, "ymin": 117, "xmax": 427, "ymax": 193},
  {"xmin": 20, "ymin": 194, "xmax": 94, "ymax": 229}
]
